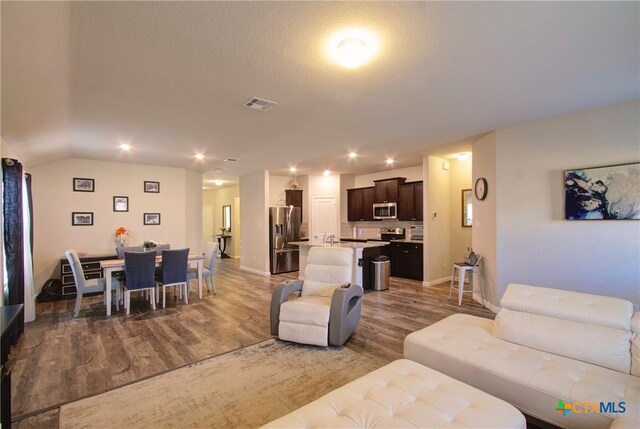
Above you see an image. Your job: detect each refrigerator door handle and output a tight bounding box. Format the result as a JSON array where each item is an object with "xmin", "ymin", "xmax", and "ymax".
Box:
[{"xmin": 274, "ymin": 248, "xmax": 299, "ymax": 253}]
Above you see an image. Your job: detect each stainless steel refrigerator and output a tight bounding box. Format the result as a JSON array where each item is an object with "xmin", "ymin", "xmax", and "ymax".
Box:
[{"xmin": 269, "ymin": 206, "xmax": 301, "ymax": 274}]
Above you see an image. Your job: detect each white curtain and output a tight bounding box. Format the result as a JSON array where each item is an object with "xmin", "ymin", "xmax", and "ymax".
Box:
[{"xmin": 22, "ymin": 177, "xmax": 35, "ymax": 322}]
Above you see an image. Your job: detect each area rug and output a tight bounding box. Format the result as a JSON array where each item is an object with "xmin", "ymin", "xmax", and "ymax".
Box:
[{"xmin": 58, "ymin": 339, "xmax": 383, "ymax": 429}]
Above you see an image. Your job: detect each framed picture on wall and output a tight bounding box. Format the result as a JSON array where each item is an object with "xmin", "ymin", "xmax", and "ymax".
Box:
[
  {"xmin": 113, "ymin": 196, "xmax": 129, "ymax": 212},
  {"xmin": 72, "ymin": 212, "xmax": 94, "ymax": 226},
  {"xmin": 143, "ymin": 213, "xmax": 161, "ymax": 225},
  {"xmin": 73, "ymin": 178, "xmax": 94, "ymax": 192},
  {"xmin": 564, "ymin": 162, "xmax": 640, "ymax": 220},
  {"xmin": 144, "ymin": 181, "xmax": 160, "ymax": 193}
]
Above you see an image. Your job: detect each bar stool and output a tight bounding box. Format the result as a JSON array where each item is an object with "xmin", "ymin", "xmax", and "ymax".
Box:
[{"xmin": 449, "ymin": 256, "xmax": 483, "ymax": 306}]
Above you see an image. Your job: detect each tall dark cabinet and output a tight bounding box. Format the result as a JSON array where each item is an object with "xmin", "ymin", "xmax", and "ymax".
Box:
[
  {"xmin": 398, "ymin": 181, "xmax": 423, "ymax": 221},
  {"xmin": 285, "ymin": 189, "xmax": 303, "ymax": 219}
]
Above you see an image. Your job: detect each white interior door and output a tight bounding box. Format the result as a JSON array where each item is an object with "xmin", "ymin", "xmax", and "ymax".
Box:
[
  {"xmin": 311, "ymin": 196, "xmax": 337, "ymax": 241},
  {"xmin": 202, "ymin": 205, "xmax": 214, "ymax": 246}
]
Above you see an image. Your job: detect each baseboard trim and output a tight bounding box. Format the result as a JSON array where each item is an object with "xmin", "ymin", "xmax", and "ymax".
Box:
[
  {"xmin": 239, "ymin": 266, "xmax": 271, "ymax": 276},
  {"xmin": 473, "ymin": 293, "xmax": 500, "ymax": 313},
  {"xmin": 422, "ymin": 276, "xmax": 452, "ymax": 287}
]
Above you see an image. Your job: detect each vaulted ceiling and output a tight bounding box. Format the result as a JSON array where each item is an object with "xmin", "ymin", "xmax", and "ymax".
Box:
[{"xmin": 2, "ymin": 1, "xmax": 638, "ymax": 178}]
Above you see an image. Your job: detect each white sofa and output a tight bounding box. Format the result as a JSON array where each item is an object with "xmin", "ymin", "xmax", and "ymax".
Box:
[
  {"xmin": 404, "ymin": 283, "xmax": 640, "ymax": 429},
  {"xmin": 262, "ymin": 359, "xmax": 526, "ymax": 428}
]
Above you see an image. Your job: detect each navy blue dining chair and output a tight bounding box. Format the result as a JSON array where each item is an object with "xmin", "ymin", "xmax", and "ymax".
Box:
[
  {"xmin": 123, "ymin": 251, "xmax": 157, "ymax": 315},
  {"xmin": 157, "ymin": 248, "xmax": 190, "ymax": 308}
]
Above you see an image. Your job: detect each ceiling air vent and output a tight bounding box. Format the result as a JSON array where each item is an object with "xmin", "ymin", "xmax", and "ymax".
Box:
[
  {"xmin": 224, "ymin": 158, "xmax": 238, "ymax": 162},
  {"xmin": 244, "ymin": 97, "xmax": 278, "ymax": 111}
]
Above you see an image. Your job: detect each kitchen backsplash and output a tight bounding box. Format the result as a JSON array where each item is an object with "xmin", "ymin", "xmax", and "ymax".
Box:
[{"xmin": 340, "ymin": 220, "xmax": 423, "ymax": 240}]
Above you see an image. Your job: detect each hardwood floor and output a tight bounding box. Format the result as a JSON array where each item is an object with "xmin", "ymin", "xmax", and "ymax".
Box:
[{"xmin": 11, "ymin": 259, "xmax": 493, "ymax": 427}]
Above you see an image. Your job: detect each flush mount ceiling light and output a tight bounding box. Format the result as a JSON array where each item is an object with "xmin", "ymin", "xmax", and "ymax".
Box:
[
  {"xmin": 328, "ymin": 29, "xmax": 378, "ymax": 69},
  {"xmin": 195, "ymin": 153, "xmax": 205, "ymax": 160},
  {"xmin": 348, "ymin": 152, "xmax": 358, "ymax": 159},
  {"xmin": 456, "ymin": 152, "xmax": 472, "ymax": 161},
  {"xmin": 213, "ymin": 180, "xmax": 224, "ymax": 186},
  {"xmin": 385, "ymin": 158, "xmax": 395, "ymax": 165},
  {"xmin": 323, "ymin": 170, "xmax": 332, "ymax": 176},
  {"xmin": 119, "ymin": 143, "xmax": 131, "ymax": 151}
]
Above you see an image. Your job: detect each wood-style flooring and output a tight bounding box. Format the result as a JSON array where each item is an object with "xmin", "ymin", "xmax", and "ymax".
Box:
[{"xmin": 11, "ymin": 258, "xmax": 493, "ymax": 428}]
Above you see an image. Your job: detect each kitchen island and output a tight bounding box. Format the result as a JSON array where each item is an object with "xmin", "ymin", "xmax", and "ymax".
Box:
[{"xmin": 289, "ymin": 241, "xmax": 388, "ymax": 289}]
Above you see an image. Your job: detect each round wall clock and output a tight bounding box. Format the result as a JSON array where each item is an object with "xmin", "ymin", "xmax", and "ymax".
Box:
[{"xmin": 474, "ymin": 177, "xmax": 488, "ymax": 200}]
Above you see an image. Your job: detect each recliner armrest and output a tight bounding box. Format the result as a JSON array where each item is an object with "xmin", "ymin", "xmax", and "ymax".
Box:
[
  {"xmin": 328, "ymin": 284, "xmax": 363, "ymax": 346},
  {"xmin": 270, "ymin": 280, "xmax": 304, "ymax": 335}
]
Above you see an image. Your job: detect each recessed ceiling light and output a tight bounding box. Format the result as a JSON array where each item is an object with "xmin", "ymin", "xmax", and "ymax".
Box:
[
  {"xmin": 385, "ymin": 159, "xmax": 394, "ymax": 165},
  {"xmin": 213, "ymin": 180, "xmax": 224, "ymax": 186},
  {"xmin": 328, "ymin": 29, "xmax": 378, "ymax": 69},
  {"xmin": 348, "ymin": 152, "xmax": 358, "ymax": 159},
  {"xmin": 195, "ymin": 154, "xmax": 205, "ymax": 160},
  {"xmin": 289, "ymin": 167, "xmax": 297, "ymax": 173},
  {"xmin": 323, "ymin": 170, "xmax": 332, "ymax": 176},
  {"xmin": 119, "ymin": 143, "xmax": 131, "ymax": 151},
  {"xmin": 456, "ymin": 153, "xmax": 471, "ymax": 161}
]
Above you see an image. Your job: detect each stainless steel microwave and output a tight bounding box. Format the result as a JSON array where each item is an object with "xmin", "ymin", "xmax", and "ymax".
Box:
[{"xmin": 373, "ymin": 202, "xmax": 397, "ymax": 219}]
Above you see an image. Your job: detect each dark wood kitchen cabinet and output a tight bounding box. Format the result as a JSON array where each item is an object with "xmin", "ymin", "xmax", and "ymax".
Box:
[
  {"xmin": 390, "ymin": 242, "xmax": 423, "ymax": 281},
  {"xmin": 347, "ymin": 187, "xmax": 375, "ymax": 221},
  {"xmin": 373, "ymin": 177, "xmax": 406, "ymax": 203},
  {"xmin": 398, "ymin": 181, "xmax": 423, "ymax": 221},
  {"xmin": 285, "ymin": 189, "xmax": 303, "ymax": 219}
]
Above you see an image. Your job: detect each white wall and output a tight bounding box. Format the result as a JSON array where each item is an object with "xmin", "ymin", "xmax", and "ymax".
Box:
[
  {"xmin": 353, "ymin": 165, "xmax": 422, "ymax": 188},
  {"xmin": 495, "ymin": 100, "xmax": 640, "ymax": 304},
  {"xmin": 185, "ymin": 169, "xmax": 203, "ymax": 256},
  {"xmin": 30, "ymin": 158, "xmax": 201, "ymax": 293},
  {"xmin": 268, "ymin": 174, "xmax": 292, "ymax": 207},
  {"xmin": 449, "ymin": 158, "xmax": 473, "ymax": 268},
  {"xmin": 424, "ymin": 156, "xmax": 451, "ymax": 284},
  {"xmin": 239, "ymin": 171, "xmax": 270, "ymax": 275},
  {"xmin": 472, "ymin": 132, "xmax": 498, "ymax": 308}
]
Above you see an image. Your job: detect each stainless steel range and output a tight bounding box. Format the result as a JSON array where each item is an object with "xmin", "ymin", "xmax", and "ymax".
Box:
[{"xmin": 379, "ymin": 227, "xmax": 405, "ymax": 241}]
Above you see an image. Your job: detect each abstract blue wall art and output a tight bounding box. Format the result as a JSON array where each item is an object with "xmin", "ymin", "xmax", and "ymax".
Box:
[{"xmin": 564, "ymin": 162, "xmax": 640, "ymax": 220}]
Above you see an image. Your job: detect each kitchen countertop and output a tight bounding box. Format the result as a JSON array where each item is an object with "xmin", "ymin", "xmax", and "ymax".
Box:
[
  {"xmin": 340, "ymin": 237, "xmax": 423, "ymax": 244},
  {"xmin": 289, "ymin": 241, "xmax": 388, "ymax": 249},
  {"xmin": 389, "ymin": 239, "xmax": 423, "ymax": 244}
]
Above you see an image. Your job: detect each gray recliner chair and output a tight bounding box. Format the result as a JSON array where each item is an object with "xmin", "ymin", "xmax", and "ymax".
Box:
[{"xmin": 270, "ymin": 247, "xmax": 363, "ymax": 347}]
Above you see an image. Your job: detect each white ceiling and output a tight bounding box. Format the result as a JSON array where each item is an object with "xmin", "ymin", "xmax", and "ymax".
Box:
[{"xmin": 2, "ymin": 1, "xmax": 639, "ymax": 179}]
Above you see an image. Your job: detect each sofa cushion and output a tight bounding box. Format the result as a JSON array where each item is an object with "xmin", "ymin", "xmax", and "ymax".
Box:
[
  {"xmin": 632, "ymin": 312, "xmax": 640, "ymax": 377},
  {"xmin": 501, "ymin": 283, "xmax": 633, "ymax": 330},
  {"xmin": 301, "ymin": 280, "xmax": 343, "ymax": 298},
  {"xmin": 303, "ymin": 247, "xmax": 352, "ymax": 290},
  {"xmin": 279, "ymin": 296, "xmax": 331, "ymax": 327},
  {"xmin": 262, "ymin": 359, "xmax": 526, "ymax": 429},
  {"xmin": 405, "ymin": 314, "xmax": 639, "ymax": 429},
  {"xmin": 493, "ymin": 308, "xmax": 632, "ymax": 373}
]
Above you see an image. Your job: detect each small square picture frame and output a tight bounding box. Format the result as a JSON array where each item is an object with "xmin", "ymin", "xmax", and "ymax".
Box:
[
  {"xmin": 113, "ymin": 196, "xmax": 129, "ymax": 212},
  {"xmin": 73, "ymin": 178, "xmax": 94, "ymax": 192},
  {"xmin": 144, "ymin": 213, "xmax": 161, "ymax": 225},
  {"xmin": 72, "ymin": 212, "xmax": 94, "ymax": 226},
  {"xmin": 144, "ymin": 181, "xmax": 160, "ymax": 193}
]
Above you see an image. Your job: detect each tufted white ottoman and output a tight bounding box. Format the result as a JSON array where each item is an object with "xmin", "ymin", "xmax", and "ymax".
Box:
[{"xmin": 261, "ymin": 359, "xmax": 525, "ymax": 428}]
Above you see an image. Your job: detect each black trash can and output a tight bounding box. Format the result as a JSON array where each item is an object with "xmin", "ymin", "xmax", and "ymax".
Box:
[{"xmin": 371, "ymin": 255, "xmax": 390, "ymax": 291}]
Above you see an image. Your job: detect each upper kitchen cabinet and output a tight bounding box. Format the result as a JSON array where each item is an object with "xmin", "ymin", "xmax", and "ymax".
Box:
[
  {"xmin": 347, "ymin": 187, "xmax": 375, "ymax": 221},
  {"xmin": 398, "ymin": 181, "xmax": 423, "ymax": 221},
  {"xmin": 373, "ymin": 177, "xmax": 406, "ymax": 203}
]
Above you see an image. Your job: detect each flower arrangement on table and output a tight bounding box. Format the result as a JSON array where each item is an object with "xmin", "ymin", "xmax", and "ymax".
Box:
[
  {"xmin": 143, "ymin": 240, "xmax": 158, "ymax": 251},
  {"xmin": 114, "ymin": 227, "xmax": 129, "ymax": 246}
]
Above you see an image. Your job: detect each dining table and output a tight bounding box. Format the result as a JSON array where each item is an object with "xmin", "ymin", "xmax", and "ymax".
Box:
[{"xmin": 100, "ymin": 253, "xmax": 204, "ymax": 316}]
